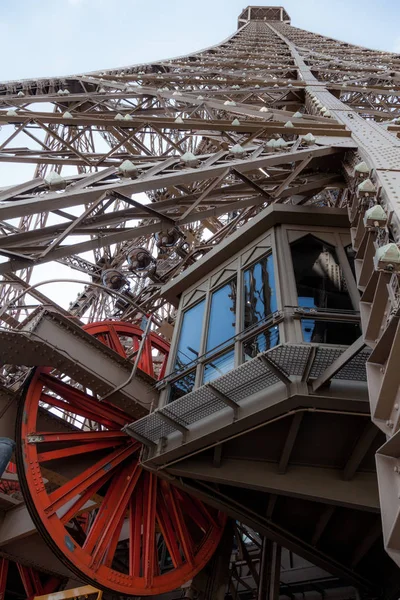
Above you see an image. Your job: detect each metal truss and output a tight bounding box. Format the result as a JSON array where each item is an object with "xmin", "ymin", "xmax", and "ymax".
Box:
[
  {"xmin": 0, "ymin": 9, "xmax": 358, "ymax": 329},
  {"xmin": 3, "ymin": 4, "xmax": 400, "ymax": 598}
]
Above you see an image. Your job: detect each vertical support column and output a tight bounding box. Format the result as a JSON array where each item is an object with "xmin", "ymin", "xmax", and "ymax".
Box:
[
  {"xmin": 185, "ymin": 521, "xmax": 234, "ymax": 599},
  {"xmin": 258, "ymin": 538, "xmax": 281, "ymax": 600},
  {"xmin": 258, "ymin": 537, "xmax": 271, "ymax": 599},
  {"xmin": 270, "ymin": 543, "xmax": 281, "ymax": 599}
]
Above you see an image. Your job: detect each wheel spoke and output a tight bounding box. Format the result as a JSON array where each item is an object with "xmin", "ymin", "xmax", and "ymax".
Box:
[
  {"xmin": 38, "ymin": 439, "xmax": 126, "ymax": 463},
  {"xmin": 140, "ymin": 339, "xmax": 154, "ymax": 378},
  {"xmin": 84, "ymin": 466, "xmax": 131, "ymax": 555},
  {"xmin": 188, "ymin": 494, "xmax": 219, "ymax": 530},
  {"xmin": 17, "ymin": 564, "xmax": 43, "ymax": 598},
  {"xmin": 35, "ymin": 430, "xmax": 128, "ymax": 463},
  {"xmin": 156, "ymin": 489, "xmax": 183, "ymax": 568},
  {"xmin": 129, "ymin": 482, "xmax": 143, "ymax": 577},
  {"xmin": 33, "ymin": 431, "xmax": 127, "ymax": 444},
  {"xmin": 153, "ymin": 541, "xmax": 160, "ymax": 578},
  {"xmin": 178, "ymin": 491, "xmax": 218, "ymax": 532},
  {"xmin": 41, "ymin": 374, "xmax": 131, "ymax": 427},
  {"xmin": 45, "ymin": 443, "xmax": 138, "ymax": 516},
  {"xmin": 88, "ymin": 461, "xmax": 142, "ymax": 569},
  {"xmin": 143, "ymin": 472, "xmax": 157, "ymax": 588},
  {"xmin": 60, "ymin": 469, "xmax": 114, "ymax": 525},
  {"xmin": 158, "ymin": 353, "xmax": 168, "ymax": 380},
  {"xmin": 102, "ymin": 511, "xmax": 126, "ymax": 568},
  {"xmin": 162, "ymin": 482, "xmax": 194, "ymax": 566},
  {"xmin": 17, "ymin": 565, "xmax": 33, "ymax": 598},
  {"xmin": 106, "ymin": 326, "xmax": 127, "ymax": 357},
  {"xmin": 41, "ymin": 393, "xmax": 118, "ymax": 430},
  {"xmin": 177, "ymin": 492, "xmax": 209, "ymax": 534},
  {"xmin": 29, "ymin": 568, "xmax": 43, "ymax": 596}
]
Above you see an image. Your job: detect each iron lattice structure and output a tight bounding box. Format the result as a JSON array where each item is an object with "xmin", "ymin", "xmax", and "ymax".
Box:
[
  {"xmin": 0, "ymin": 4, "xmax": 379, "ymax": 327},
  {"xmin": 2, "ymin": 5, "xmax": 400, "ymax": 599}
]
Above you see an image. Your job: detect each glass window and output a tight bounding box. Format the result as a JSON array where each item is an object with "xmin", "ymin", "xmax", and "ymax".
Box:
[
  {"xmin": 243, "ymin": 255, "xmax": 277, "ymax": 330},
  {"xmin": 243, "ymin": 326, "xmax": 280, "ymax": 361},
  {"xmin": 203, "ymin": 350, "xmax": 235, "ymax": 384},
  {"xmin": 301, "ymin": 319, "xmax": 361, "ymax": 345},
  {"xmin": 206, "ymin": 280, "xmax": 237, "ymax": 352},
  {"xmin": 169, "ymin": 371, "xmax": 196, "ymax": 403},
  {"xmin": 291, "ymin": 235, "xmax": 353, "ymax": 311},
  {"xmin": 175, "ymin": 300, "xmax": 205, "ymax": 370}
]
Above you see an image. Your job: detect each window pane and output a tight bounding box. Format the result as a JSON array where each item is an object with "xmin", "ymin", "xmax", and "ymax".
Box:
[
  {"xmin": 203, "ymin": 350, "xmax": 235, "ymax": 384},
  {"xmin": 243, "ymin": 326, "xmax": 280, "ymax": 361},
  {"xmin": 175, "ymin": 300, "xmax": 205, "ymax": 369},
  {"xmin": 169, "ymin": 371, "xmax": 196, "ymax": 402},
  {"xmin": 206, "ymin": 281, "xmax": 237, "ymax": 352},
  {"xmin": 243, "ymin": 255, "xmax": 277, "ymax": 330},
  {"xmin": 301, "ymin": 319, "xmax": 361, "ymax": 345},
  {"xmin": 291, "ymin": 235, "xmax": 353, "ymax": 311}
]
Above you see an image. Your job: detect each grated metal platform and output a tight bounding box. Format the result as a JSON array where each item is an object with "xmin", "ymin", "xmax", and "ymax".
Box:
[{"xmin": 124, "ymin": 343, "xmax": 371, "ymax": 446}]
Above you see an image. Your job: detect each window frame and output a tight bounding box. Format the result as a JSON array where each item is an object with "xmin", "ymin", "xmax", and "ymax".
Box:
[
  {"xmin": 280, "ymin": 226, "xmax": 361, "ymax": 344},
  {"xmin": 204, "ymin": 277, "xmax": 238, "ymax": 354},
  {"xmin": 171, "ymin": 296, "xmax": 208, "ymax": 376},
  {"xmin": 241, "ymin": 251, "xmax": 278, "ymax": 333},
  {"xmin": 162, "ymin": 226, "xmax": 361, "ymax": 403},
  {"xmin": 166, "ymin": 248, "xmax": 281, "ymax": 395},
  {"xmin": 198, "ymin": 276, "xmax": 239, "ymax": 386}
]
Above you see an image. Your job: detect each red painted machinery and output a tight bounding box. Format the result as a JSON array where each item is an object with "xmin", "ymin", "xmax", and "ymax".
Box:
[{"xmin": 16, "ymin": 321, "xmax": 225, "ymax": 596}]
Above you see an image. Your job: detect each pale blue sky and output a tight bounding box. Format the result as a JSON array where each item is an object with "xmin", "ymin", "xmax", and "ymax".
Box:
[{"xmin": 1, "ymin": 0, "xmax": 400, "ymax": 82}]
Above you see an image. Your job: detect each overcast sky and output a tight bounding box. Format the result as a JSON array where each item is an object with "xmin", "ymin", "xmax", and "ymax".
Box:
[{"xmin": 1, "ymin": 0, "xmax": 400, "ymax": 82}]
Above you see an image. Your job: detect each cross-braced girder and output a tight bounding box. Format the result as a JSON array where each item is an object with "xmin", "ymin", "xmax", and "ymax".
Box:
[{"xmin": 2, "ymin": 5, "xmax": 400, "ymax": 599}]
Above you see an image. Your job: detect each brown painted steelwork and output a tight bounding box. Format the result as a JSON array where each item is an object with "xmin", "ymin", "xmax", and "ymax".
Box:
[{"xmin": 2, "ymin": 5, "xmax": 400, "ymax": 598}]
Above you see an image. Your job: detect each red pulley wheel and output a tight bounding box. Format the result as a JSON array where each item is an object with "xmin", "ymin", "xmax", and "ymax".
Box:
[{"xmin": 16, "ymin": 321, "xmax": 226, "ymax": 596}]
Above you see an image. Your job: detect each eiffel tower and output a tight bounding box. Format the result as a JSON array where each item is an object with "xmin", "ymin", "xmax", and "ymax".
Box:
[{"xmin": 1, "ymin": 5, "xmax": 400, "ymax": 599}]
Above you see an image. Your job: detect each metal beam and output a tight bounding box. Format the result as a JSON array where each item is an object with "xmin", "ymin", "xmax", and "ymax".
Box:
[
  {"xmin": 171, "ymin": 477, "xmax": 376, "ymax": 591},
  {"xmin": 278, "ymin": 412, "xmax": 303, "ymax": 474},
  {"xmin": 311, "ymin": 337, "xmax": 366, "ymax": 392},
  {"xmin": 158, "ymin": 412, "xmax": 189, "ymax": 439},
  {"xmin": 0, "ymin": 176, "xmax": 339, "ymax": 245},
  {"xmin": 0, "ymin": 310, "xmax": 156, "ymax": 418},
  {"xmin": 0, "ymin": 504, "xmax": 35, "ymax": 545},
  {"xmin": 0, "ymin": 180, "xmax": 344, "ymax": 275},
  {"xmin": 272, "ymin": 156, "xmax": 313, "ymax": 199},
  {"xmin": 343, "ymin": 422, "xmax": 379, "ymax": 481},
  {"xmin": 167, "ymin": 458, "xmax": 379, "ymax": 512},
  {"xmin": 311, "ymin": 506, "xmax": 335, "ymax": 547},
  {"xmin": 207, "ymin": 384, "xmax": 239, "ymax": 418},
  {"xmin": 351, "ymin": 520, "xmax": 381, "ymax": 567},
  {"xmin": 266, "ymin": 495, "xmax": 278, "ymax": 519},
  {"xmin": 258, "ymin": 354, "xmax": 291, "ymax": 386},
  {"xmin": 0, "ymin": 146, "xmax": 342, "ymax": 221}
]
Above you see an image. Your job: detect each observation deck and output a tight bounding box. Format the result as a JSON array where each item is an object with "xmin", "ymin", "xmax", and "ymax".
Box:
[{"xmin": 238, "ymin": 6, "xmax": 291, "ymax": 28}]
